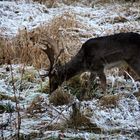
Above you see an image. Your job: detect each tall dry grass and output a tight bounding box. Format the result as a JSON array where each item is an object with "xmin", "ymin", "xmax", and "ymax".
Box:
[
  {"xmin": 32, "ymin": 0, "xmax": 135, "ymax": 8},
  {"xmin": 33, "ymin": 0, "xmax": 81, "ymax": 7},
  {"xmin": 0, "ymin": 12, "xmax": 84, "ymax": 69}
]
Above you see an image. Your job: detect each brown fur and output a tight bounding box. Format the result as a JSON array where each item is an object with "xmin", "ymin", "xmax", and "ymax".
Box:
[{"xmin": 49, "ymin": 32, "xmax": 140, "ymax": 92}]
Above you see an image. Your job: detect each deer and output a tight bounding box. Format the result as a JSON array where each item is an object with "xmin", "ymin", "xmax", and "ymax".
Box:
[{"xmin": 38, "ymin": 32, "xmax": 140, "ymax": 93}]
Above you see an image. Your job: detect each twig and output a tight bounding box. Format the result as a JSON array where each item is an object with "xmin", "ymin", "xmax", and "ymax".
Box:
[
  {"xmin": 9, "ymin": 63, "xmax": 21, "ymax": 140},
  {"xmin": 124, "ymin": 70, "xmax": 135, "ymax": 83}
]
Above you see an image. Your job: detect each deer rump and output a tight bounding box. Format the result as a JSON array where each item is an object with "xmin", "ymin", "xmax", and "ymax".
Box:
[{"xmin": 41, "ymin": 32, "xmax": 140, "ymax": 93}]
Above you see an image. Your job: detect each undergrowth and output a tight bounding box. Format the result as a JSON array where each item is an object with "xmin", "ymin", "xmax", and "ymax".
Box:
[{"xmin": 0, "ymin": 12, "xmax": 83, "ymax": 69}]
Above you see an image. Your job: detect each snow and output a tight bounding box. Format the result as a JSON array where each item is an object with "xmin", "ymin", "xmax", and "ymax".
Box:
[
  {"xmin": 0, "ymin": 0, "xmax": 140, "ymax": 139},
  {"xmin": 0, "ymin": 1, "xmax": 51, "ymax": 37},
  {"xmin": 0, "ymin": 1, "xmax": 140, "ymax": 38},
  {"xmin": 0, "ymin": 64, "xmax": 140, "ymax": 140}
]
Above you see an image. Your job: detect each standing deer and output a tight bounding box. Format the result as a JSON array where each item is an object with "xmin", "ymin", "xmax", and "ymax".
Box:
[{"xmin": 39, "ymin": 32, "xmax": 140, "ymax": 93}]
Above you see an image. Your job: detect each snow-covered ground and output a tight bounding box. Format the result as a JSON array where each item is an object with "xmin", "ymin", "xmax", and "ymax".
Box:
[
  {"xmin": 0, "ymin": 0, "xmax": 140, "ymax": 139},
  {"xmin": 0, "ymin": 1, "xmax": 140, "ymax": 38},
  {"xmin": 0, "ymin": 64, "xmax": 140, "ymax": 139}
]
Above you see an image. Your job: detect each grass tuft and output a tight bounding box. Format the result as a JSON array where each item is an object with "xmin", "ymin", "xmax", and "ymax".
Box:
[
  {"xmin": 0, "ymin": 12, "xmax": 83, "ymax": 69},
  {"xmin": 100, "ymin": 94, "xmax": 122, "ymax": 108},
  {"xmin": 49, "ymin": 87, "xmax": 73, "ymax": 106}
]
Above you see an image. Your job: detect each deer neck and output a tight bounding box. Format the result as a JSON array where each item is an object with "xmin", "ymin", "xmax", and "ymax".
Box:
[{"xmin": 57, "ymin": 50, "xmax": 86, "ymax": 82}]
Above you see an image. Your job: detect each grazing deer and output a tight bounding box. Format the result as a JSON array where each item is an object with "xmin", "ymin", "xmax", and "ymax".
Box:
[{"xmin": 39, "ymin": 32, "xmax": 140, "ymax": 93}]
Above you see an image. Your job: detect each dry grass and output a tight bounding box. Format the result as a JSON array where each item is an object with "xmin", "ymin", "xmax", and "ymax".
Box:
[
  {"xmin": 68, "ymin": 110, "xmax": 91, "ymax": 128},
  {"xmin": 40, "ymin": 12, "xmax": 83, "ymax": 63},
  {"xmin": 0, "ymin": 12, "xmax": 83, "ymax": 69},
  {"xmin": 49, "ymin": 87, "xmax": 73, "ymax": 106},
  {"xmin": 12, "ymin": 28, "xmax": 49, "ymax": 68},
  {"xmin": 0, "ymin": 29, "xmax": 48, "ymax": 68},
  {"xmin": 100, "ymin": 94, "xmax": 122, "ymax": 108},
  {"xmin": 32, "ymin": 0, "xmax": 135, "ymax": 8},
  {"xmin": 67, "ymin": 73, "xmax": 98, "ymax": 100},
  {"xmin": 26, "ymin": 95, "xmax": 45, "ymax": 114},
  {"xmin": 33, "ymin": 0, "xmax": 57, "ymax": 7},
  {"xmin": 68, "ymin": 104, "xmax": 102, "ymax": 132},
  {"xmin": 33, "ymin": 0, "xmax": 82, "ymax": 7},
  {"xmin": 68, "ymin": 103, "xmax": 89, "ymax": 127},
  {"xmin": 0, "ymin": 92, "xmax": 23, "ymax": 102},
  {"xmin": 0, "ymin": 37, "xmax": 18, "ymax": 65}
]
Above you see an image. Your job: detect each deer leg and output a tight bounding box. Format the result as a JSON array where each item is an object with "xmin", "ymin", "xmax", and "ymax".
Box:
[
  {"xmin": 126, "ymin": 59, "xmax": 140, "ymax": 79},
  {"xmin": 89, "ymin": 72, "xmax": 97, "ymax": 82},
  {"xmin": 97, "ymin": 70, "xmax": 107, "ymax": 93},
  {"xmin": 88, "ymin": 72, "xmax": 97, "ymax": 90}
]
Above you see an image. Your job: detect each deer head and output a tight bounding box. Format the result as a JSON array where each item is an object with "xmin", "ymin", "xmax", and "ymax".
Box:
[{"xmin": 38, "ymin": 33, "xmax": 64, "ymax": 93}]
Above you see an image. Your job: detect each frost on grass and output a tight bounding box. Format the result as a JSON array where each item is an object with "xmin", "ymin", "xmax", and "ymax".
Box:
[
  {"xmin": 0, "ymin": 1, "xmax": 140, "ymax": 38},
  {"xmin": 0, "ymin": 0, "xmax": 140, "ymax": 140},
  {"xmin": 0, "ymin": 1, "xmax": 49, "ymax": 37},
  {"xmin": 0, "ymin": 64, "xmax": 140, "ymax": 139}
]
